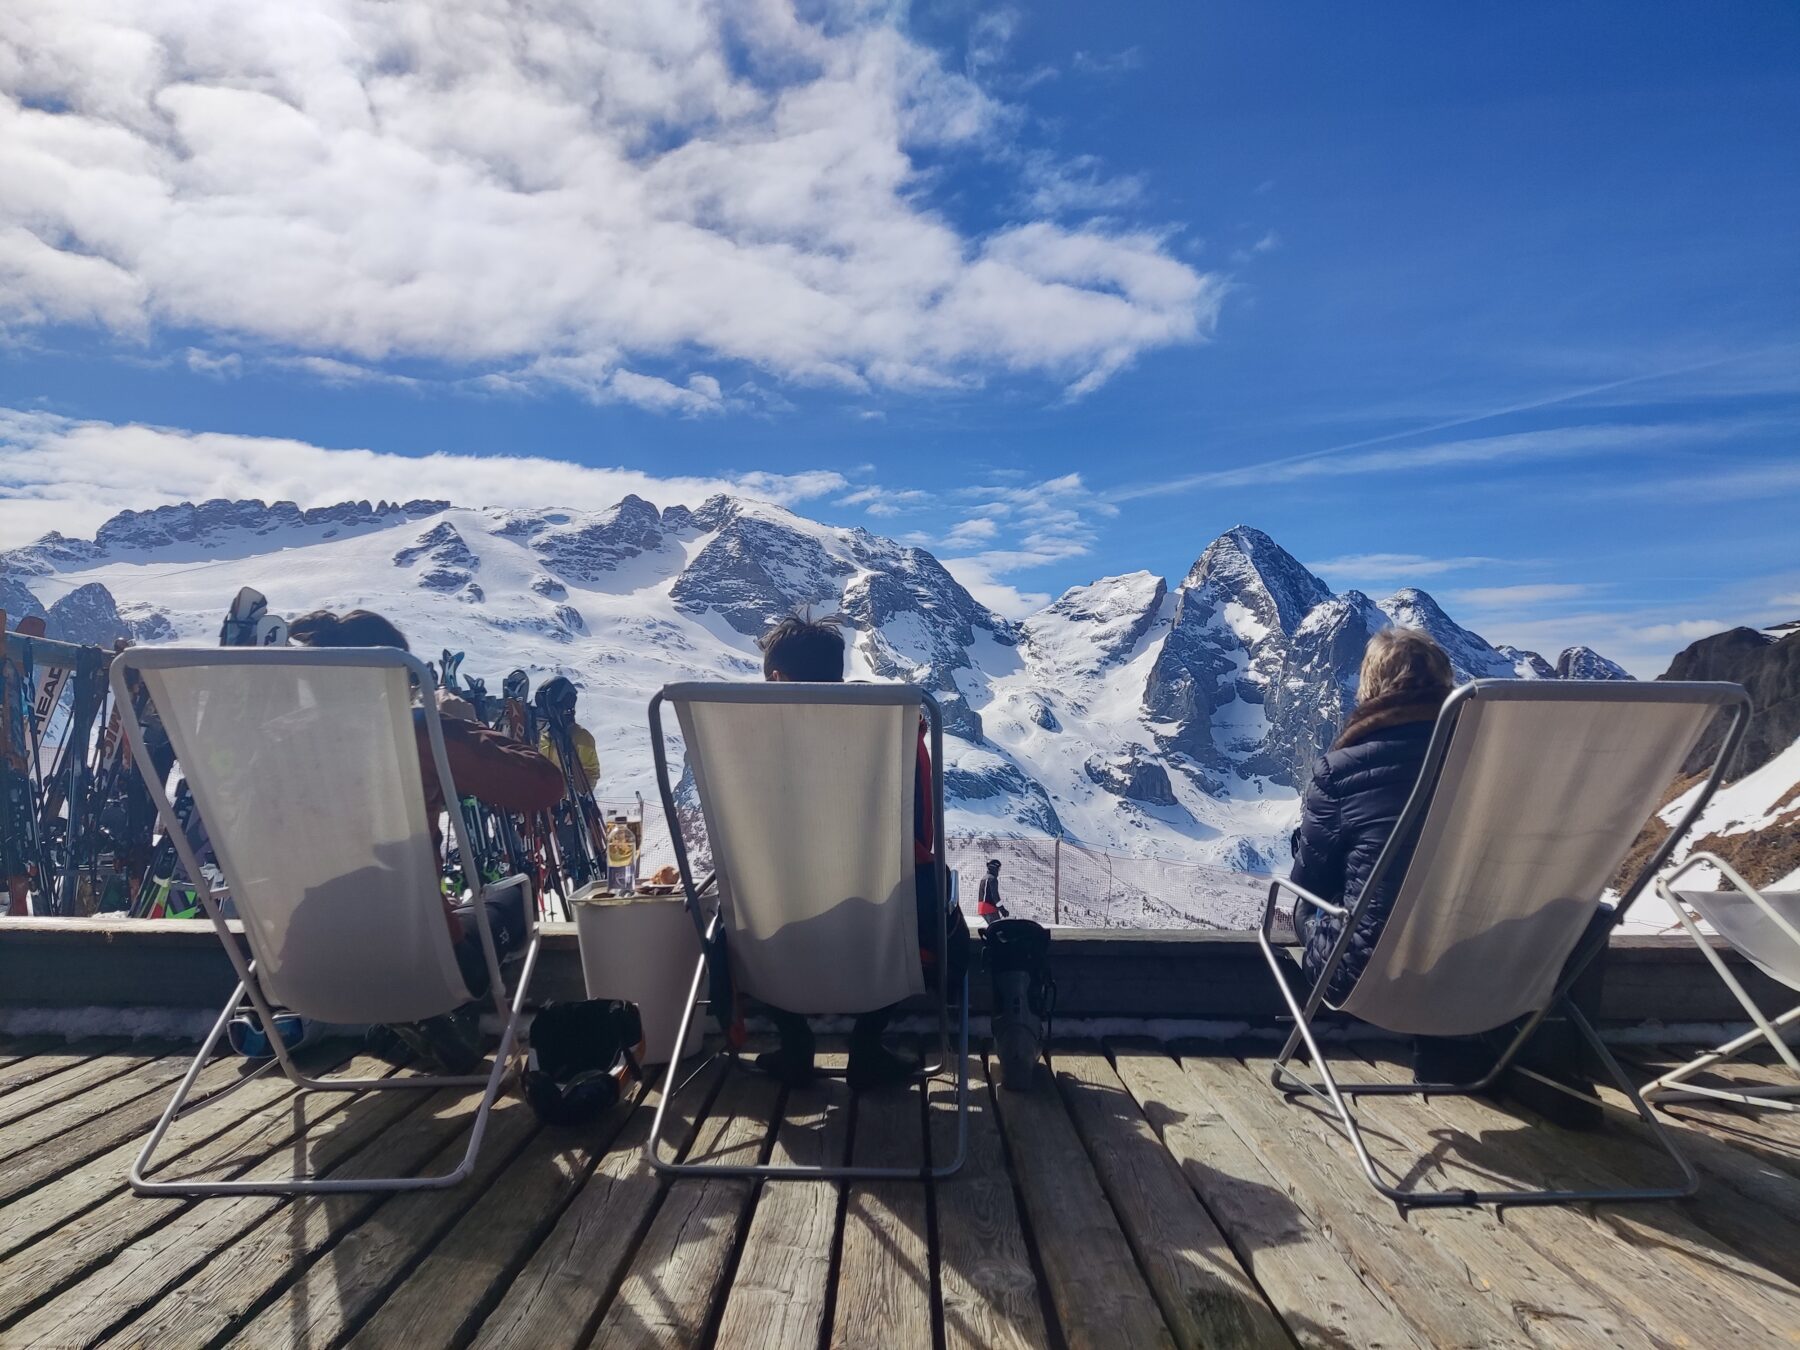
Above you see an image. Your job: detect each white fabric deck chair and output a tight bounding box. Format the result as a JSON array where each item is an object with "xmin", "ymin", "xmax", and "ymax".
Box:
[
  {"xmin": 112, "ymin": 646, "xmax": 540, "ymax": 1196},
  {"xmin": 644, "ymin": 681, "xmax": 968, "ymax": 1179},
  {"xmin": 1642, "ymin": 853, "xmax": 1800, "ymax": 1109},
  {"xmin": 1259, "ymin": 679, "xmax": 1751, "ymax": 1207}
]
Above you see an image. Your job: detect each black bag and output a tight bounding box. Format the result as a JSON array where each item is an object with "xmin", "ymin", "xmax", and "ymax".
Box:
[
  {"xmin": 523, "ymin": 999, "xmax": 645, "ymax": 1127},
  {"xmin": 982, "ymin": 919, "xmax": 1055, "ymax": 1089}
]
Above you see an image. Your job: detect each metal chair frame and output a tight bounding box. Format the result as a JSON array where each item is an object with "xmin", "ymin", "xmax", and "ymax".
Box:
[
  {"xmin": 1258, "ymin": 678, "xmax": 1751, "ymax": 1208},
  {"xmin": 644, "ymin": 681, "xmax": 968, "ymax": 1180},
  {"xmin": 113, "ymin": 646, "xmax": 540, "ymax": 1196}
]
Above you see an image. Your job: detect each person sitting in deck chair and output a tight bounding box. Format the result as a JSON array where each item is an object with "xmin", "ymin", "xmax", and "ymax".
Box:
[
  {"xmin": 1289, "ymin": 626, "xmax": 1607, "ymax": 1126},
  {"xmin": 751, "ymin": 613, "xmax": 968, "ymax": 1092},
  {"xmin": 289, "ymin": 609, "xmax": 564, "ymax": 1070}
]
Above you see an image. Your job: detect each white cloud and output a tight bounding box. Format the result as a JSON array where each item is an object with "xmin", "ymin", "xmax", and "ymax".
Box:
[
  {"xmin": 941, "ymin": 516, "xmax": 998, "ymax": 548},
  {"xmin": 0, "ymin": 0, "xmax": 1218, "ymax": 402},
  {"xmin": 0, "ymin": 407, "xmax": 846, "ymax": 544},
  {"xmin": 939, "ymin": 554, "xmax": 1051, "ymax": 619},
  {"xmin": 837, "ymin": 485, "xmax": 931, "ymax": 517}
]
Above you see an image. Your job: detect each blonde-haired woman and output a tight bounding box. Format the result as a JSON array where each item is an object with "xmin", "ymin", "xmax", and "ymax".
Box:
[
  {"xmin": 1289, "ymin": 627, "xmax": 1604, "ymax": 1125},
  {"xmin": 1290, "ymin": 627, "xmax": 1454, "ymax": 1008}
]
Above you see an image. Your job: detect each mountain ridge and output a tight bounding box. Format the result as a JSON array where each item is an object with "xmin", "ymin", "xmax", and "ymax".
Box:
[{"xmin": 1, "ymin": 495, "xmax": 1635, "ymax": 874}]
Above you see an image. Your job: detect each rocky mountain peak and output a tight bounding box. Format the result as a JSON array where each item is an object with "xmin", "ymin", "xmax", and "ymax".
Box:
[
  {"xmin": 1185, "ymin": 526, "xmax": 1332, "ymax": 637},
  {"xmin": 46, "ymin": 581, "xmax": 129, "ymax": 647},
  {"xmin": 1555, "ymin": 646, "xmax": 1632, "ymax": 681},
  {"xmin": 1026, "ymin": 572, "xmax": 1168, "ymax": 679},
  {"xmin": 1379, "ymin": 586, "xmax": 1523, "ymax": 681}
]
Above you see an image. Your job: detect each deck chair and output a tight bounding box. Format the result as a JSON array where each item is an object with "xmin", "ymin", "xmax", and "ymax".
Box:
[
  {"xmin": 1642, "ymin": 853, "xmax": 1800, "ymax": 1110},
  {"xmin": 644, "ymin": 681, "xmax": 968, "ymax": 1179},
  {"xmin": 112, "ymin": 646, "xmax": 540, "ymax": 1196},
  {"xmin": 1259, "ymin": 679, "xmax": 1751, "ymax": 1208}
]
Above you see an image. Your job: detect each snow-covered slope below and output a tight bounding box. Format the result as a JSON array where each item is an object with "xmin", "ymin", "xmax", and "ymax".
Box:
[
  {"xmin": 3, "ymin": 497, "xmax": 1647, "ymax": 925},
  {"xmin": 1621, "ymin": 737, "xmax": 1800, "ymax": 933}
]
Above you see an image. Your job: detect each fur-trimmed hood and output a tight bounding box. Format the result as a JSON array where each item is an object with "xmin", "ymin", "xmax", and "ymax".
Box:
[{"xmin": 1331, "ymin": 689, "xmax": 1448, "ymax": 751}]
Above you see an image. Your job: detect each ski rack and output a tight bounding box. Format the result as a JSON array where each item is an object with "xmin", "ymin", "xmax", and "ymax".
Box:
[{"xmin": 1, "ymin": 628, "xmax": 111, "ymax": 916}]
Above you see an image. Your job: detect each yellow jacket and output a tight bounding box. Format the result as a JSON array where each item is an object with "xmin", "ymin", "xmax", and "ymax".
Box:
[{"xmin": 538, "ymin": 723, "xmax": 601, "ymax": 790}]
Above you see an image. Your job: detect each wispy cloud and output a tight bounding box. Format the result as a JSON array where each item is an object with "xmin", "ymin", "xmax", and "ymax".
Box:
[
  {"xmin": 1596, "ymin": 459, "xmax": 1800, "ymax": 502},
  {"xmin": 1072, "ymin": 48, "xmax": 1144, "ymax": 77},
  {"xmin": 1110, "ymin": 418, "xmax": 1753, "ymax": 500},
  {"xmin": 0, "ymin": 0, "xmax": 1216, "ymax": 404},
  {"xmin": 1108, "ymin": 349, "xmax": 1790, "ymax": 501},
  {"xmin": 1307, "ymin": 552, "xmax": 1505, "ymax": 582},
  {"xmin": 0, "ymin": 408, "xmax": 847, "ymax": 544},
  {"xmin": 1447, "ymin": 583, "xmax": 1596, "ymax": 608}
]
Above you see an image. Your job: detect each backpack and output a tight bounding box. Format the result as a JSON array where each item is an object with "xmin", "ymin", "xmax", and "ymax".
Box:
[
  {"xmin": 982, "ymin": 918, "xmax": 1055, "ymax": 1089},
  {"xmin": 523, "ymin": 999, "xmax": 646, "ymax": 1126}
]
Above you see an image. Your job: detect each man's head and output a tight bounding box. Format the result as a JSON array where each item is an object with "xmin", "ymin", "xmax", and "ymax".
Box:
[
  {"xmin": 289, "ymin": 609, "xmax": 410, "ymax": 652},
  {"xmin": 986, "ymin": 858, "xmax": 1002, "ymax": 875},
  {"xmin": 759, "ymin": 613, "xmax": 845, "ymax": 682}
]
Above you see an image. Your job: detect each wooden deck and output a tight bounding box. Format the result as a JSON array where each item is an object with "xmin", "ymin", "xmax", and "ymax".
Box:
[{"xmin": 3, "ymin": 1036, "xmax": 1800, "ymax": 1348}]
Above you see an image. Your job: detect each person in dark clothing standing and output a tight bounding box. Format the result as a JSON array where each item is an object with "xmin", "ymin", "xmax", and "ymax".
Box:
[
  {"xmin": 751, "ymin": 614, "xmax": 963, "ymax": 1093},
  {"xmin": 977, "ymin": 859, "xmax": 1008, "ymax": 920},
  {"xmin": 1289, "ymin": 626, "xmax": 1605, "ymax": 1126}
]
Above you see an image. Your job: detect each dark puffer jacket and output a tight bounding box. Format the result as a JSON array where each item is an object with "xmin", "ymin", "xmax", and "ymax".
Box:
[{"xmin": 1291, "ymin": 703, "xmax": 1442, "ymax": 1004}]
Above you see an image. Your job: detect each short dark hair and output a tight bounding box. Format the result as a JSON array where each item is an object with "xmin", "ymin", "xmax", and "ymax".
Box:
[
  {"xmin": 288, "ymin": 609, "xmax": 411, "ymax": 652},
  {"xmin": 759, "ymin": 613, "xmax": 845, "ymax": 682}
]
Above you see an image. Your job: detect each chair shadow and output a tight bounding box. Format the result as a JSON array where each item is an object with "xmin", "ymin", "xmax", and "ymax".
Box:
[{"xmin": 1337, "ymin": 1043, "xmax": 1800, "ymax": 1298}]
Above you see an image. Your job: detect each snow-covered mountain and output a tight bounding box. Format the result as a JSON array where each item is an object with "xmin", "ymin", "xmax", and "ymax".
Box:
[{"xmin": 0, "ymin": 497, "xmax": 1630, "ymax": 880}]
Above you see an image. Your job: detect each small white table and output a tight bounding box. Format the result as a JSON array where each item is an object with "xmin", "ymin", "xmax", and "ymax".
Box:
[{"xmin": 570, "ymin": 886, "xmax": 704, "ymax": 1066}]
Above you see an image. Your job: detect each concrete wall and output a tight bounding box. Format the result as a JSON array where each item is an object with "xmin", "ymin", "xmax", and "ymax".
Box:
[{"xmin": 0, "ymin": 918, "xmax": 1786, "ymax": 1029}]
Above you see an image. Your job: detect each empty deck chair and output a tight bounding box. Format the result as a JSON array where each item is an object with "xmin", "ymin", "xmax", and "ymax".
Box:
[
  {"xmin": 113, "ymin": 646, "xmax": 541, "ymax": 1196},
  {"xmin": 1259, "ymin": 679, "xmax": 1751, "ymax": 1207},
  {"xmin": 645, "ymin": 681, "xmax": 968, "ymax": 1179},
  {"xmin": 1642, "ymin": 853, "xmax": 1800, "ymax": 1109}
]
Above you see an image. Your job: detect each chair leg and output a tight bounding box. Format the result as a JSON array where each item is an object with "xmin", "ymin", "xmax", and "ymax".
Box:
[
  {"xmin": 1642, "ymin": 1004, "xmax": 1800, "ymax": 1110},
  {"xmin": 131, "ymin": 935, "xmax": 541, "ymax": 1197},
  {"xmin": 647, "ymin": 963, "xmax": 970, "ymax": 1182},
  {"xmin": 1257, "ymin": 937, "xmax": 1699, "ymax": 1207}
]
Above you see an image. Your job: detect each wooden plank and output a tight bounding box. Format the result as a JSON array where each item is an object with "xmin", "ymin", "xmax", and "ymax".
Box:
[
  {"xmin": 343, "ymin": 1097, "xmax": 636, "ymax": 1349},
  {"xmin": 1580, "ymin": 1074, "xmax": 1800, "ymax": 1286},
  {"xmin": 1236, "ymin": 1054, "xmax": 1646, "ymax": 1350},
  {"xmin": 829, "ymin": 1068, "xmax": 935, "ymax": 1350},
  {"xmin": 468, "ymin": 1057, "xmax": 728, "ymax": 1350},
  {"xmin": 714, "ymin": 1052, "xmax": 853, "ymax": 1350},
  {"xmin": 1108, "ymin": 1042, "xmax": 1422, "ymax": 1350},
  {"xmin": 0, "ymin": 1054, "xmax": 395, "ymax": 1329},
  {"xmin": 928, "ymin": 1055, "xmax": 1051, "ymax": 1350},
  {"xmin": 0, "ymin": 1040, "xmax": 125, "ymax": 1099},
  {"xmin": 591, "ymin": 1068, "xmax": 782, "ymax": 1350},
  {"xmin": 117, "ymin": 1090, "xmax": 540, "ymax": 1350},
  {"xmin": 0, "ymin": 1038, "xmax": 64, "ymax": 1073},
  {"xmin": 0, "ymin": 1069, "xmax": 431, "ymax": 1348},
  {"xmin": 991, "ymin": 1057, "xmax": 1176, "ymax": 1350},
  {"xmin": 0, "ymin": 1050, "xmax": 263, "ymax": 1216},
  {"xmin": 0, "ymin": 1044, "xmax": 154, "ymax": 1139},
  {"xmin": 1352, "ymin": 1048, "xmax": 1800, "ymax": 1347},
  {"xmin": 0, "ymin": 1050, "xmax": 312, "ymax": 1255},
  {"xmin": 1055, "ymin": 1047, "xmax": 1288, "ymax": 1349},
  {"xmin": 1184, "ymin": 1052, "xmax": 1594, "ymax": 1349}
]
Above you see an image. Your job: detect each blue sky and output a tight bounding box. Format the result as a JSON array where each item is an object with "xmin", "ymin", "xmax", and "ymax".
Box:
[{"xmin": 2, "ymin": 1, "xmax": 1796, "ymax": 673}]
